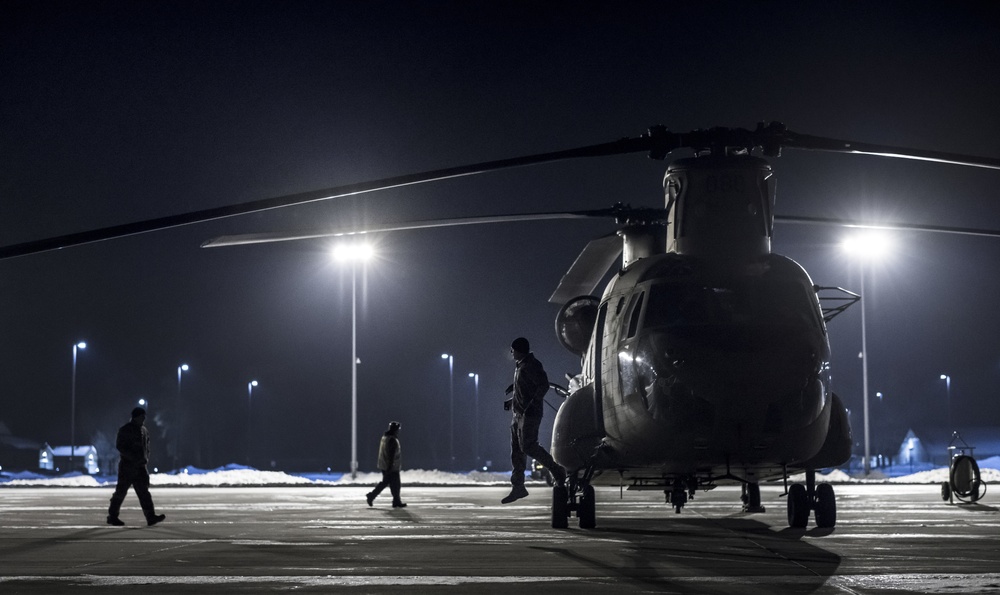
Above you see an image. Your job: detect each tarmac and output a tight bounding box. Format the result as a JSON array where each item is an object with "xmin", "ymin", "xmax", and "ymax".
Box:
[{"xmin": 1, "ymin": 483, "xmax": 998, "ymax": 593}]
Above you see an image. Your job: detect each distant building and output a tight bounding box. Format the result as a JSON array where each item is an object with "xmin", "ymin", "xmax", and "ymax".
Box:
[
  {"xmin": 0, "ymin": 421, "xmax": 41, "ymax": 473},
  {"xmin": 39, "ymin": 443, "xmax": 100, "ymax": 474},
  {"xmin": 897, "ymin": 428, "xmax": 1000, "ymax": 467},
  {"xmin": 896, "ymin": 429, "xmax": 931, "ymax": 466}
]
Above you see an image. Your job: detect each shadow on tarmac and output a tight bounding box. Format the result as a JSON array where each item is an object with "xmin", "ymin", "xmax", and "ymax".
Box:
[{"xmin": 532, "ymin": 516, "xmax": 840, "ymax": 594}]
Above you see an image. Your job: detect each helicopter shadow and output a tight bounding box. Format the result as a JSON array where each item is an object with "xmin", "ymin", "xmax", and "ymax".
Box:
[{"xmin": 532, "ymin": 516, "xmax": 840, "ymax": 594}]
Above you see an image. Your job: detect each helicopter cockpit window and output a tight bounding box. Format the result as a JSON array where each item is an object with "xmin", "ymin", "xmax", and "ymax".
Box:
[{"xmin": 643, "ymin": 277, "xmax": 819, "ymax": 330}]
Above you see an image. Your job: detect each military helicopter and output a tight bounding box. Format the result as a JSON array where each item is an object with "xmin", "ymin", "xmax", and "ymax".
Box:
[{"xmin": 3, "ymin": 122, "xmax": 999, "ymax": 530}]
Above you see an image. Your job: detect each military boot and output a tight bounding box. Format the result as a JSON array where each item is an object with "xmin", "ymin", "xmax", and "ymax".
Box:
[{"xmin": 501, "ymin": 484, "xmax": 529, "ymax": 504}]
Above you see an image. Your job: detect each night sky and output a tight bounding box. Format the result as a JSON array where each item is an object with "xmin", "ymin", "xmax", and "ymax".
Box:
[{"xmin": 3, "ymin": 1, "xmax": 999, "ymax": 472}]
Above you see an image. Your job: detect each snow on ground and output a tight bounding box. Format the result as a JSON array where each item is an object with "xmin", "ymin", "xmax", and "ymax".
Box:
[
  {"xmin": 0, "ymin": 465, "xmax": 512, "ymax": 488},
  {"xmin": 3, "ymin": 457, "xmax": 999, "ymax": 488}
]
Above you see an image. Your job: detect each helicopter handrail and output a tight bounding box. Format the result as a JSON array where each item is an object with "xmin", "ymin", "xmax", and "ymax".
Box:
[{"xmin": 814, "ymin": 286, "xmax": 861, "ymax": 323}]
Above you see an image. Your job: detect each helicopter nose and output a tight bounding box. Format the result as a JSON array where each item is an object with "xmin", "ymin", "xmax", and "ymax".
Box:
[{"xmin": 642, "ymin": 326, "xmax": 823, "ymax": 417}]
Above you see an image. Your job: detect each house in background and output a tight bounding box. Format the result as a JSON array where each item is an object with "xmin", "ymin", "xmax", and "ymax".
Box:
[
  {"xmin": 39, "ymin": 443, "xmax": 100, "ymax": 474},
  {"xmin": 897, "ymin": 427, "xmax": 1000, "ymax": 467}
]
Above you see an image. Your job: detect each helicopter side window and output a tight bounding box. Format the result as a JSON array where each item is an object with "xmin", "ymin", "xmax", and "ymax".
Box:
[{"xmin": 626, "ymin": 292, "xmax": 645, "ymax": 339}]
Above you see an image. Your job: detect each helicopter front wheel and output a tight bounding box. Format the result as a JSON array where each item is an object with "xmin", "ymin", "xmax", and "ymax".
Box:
[{"xmin": 787, "ymin": 483, "xmax": 810, "ymax": 528}]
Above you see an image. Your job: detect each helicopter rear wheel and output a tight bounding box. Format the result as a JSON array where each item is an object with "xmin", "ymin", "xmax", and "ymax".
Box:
[
  {"xmin": 787, "ymin": 483, "xmax": 809, "ymax": 528},
  {"xmin": 814, "ymin": 483, "xmax": 837, "ymax": 528},
  {"xmin": 551, "ymin": 485, "xmax": 569, "ymax": 529},
  {"xmin": 578, "ymin": 484, "xmax": 596, "ymax": 529},
  {"xmin": 742, "ymin": 482, "xmax": 764, "ymax": 513}
]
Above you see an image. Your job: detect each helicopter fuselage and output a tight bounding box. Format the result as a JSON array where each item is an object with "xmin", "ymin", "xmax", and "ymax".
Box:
[{"xmin": 553, "ymin": 250, "xmax": 850, "ymax": 485}]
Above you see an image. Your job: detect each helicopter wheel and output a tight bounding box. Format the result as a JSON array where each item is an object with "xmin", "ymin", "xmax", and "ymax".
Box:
[
  {"xmin": 940, "ymin": 481, "xmax": 952, "ymax": 502},
  {"xmin": 578, "ymin": 484, "xmax": 596, "ymax": 529},
  {"xmin": 551, "ymin": 485, "xmax": 569, "ymax": 529},
  {"xmin": 787, "ymin": 484, "xmax": 810, "ymax": 528},
  {"xmin": 742, "ymin": 482, "xmax": 764, "ymax": 513},
  {"xmin": 814, "ymin": 483, "xmax": 837, "ymax": 528}
]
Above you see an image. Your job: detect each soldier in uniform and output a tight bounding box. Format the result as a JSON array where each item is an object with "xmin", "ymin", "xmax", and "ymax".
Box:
[
  {"xmin": 501, "ymin": 337, "xmax": 566, "ymax": 504},
  {"xmin": 366, "ymin": 421, "xmax": 406, "ymax": 508},
  {"xmin": 107, "ymin": 407, "xmax": 166, "ymax": 526}
]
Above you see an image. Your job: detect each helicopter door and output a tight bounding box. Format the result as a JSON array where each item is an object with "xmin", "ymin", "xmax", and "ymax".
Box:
[{"xmin": 592, "ymin": 301, "xmax": 609, "ymax": 432}]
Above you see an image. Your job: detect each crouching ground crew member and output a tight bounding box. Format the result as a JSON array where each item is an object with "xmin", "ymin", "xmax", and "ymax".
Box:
[
  {"xmin": 502, "ymin": 337, "xmax": 566, "ymax": 504},
  {"xmin": 366, "ymin": 421, "xmax": 407, "ymax": 508},
  {"xmin": 107, "ymin": 406, "xmax": 166, "ymax": 526}
]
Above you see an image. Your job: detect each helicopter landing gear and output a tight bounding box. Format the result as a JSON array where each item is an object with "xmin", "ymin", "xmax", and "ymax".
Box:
[
  {"xmin": 785, "ymin": 469, "xmax": 837, "ymax": 529},
  {"xmin": 741, "ymin": 482, "xmax": 765, "ymax": 513},
  {"xmin": 666, "ymin": 476, "xmax": 698, "ymax": 513},
  {"xmin": 551, "ymin": 470, "xmax": 597, "ymax": 529}
]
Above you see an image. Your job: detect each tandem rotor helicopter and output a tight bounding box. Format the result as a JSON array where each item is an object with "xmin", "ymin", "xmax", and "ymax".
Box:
[{"xmin": 4, "ymin": 122, "xmax": 1000, "ymax": 529}]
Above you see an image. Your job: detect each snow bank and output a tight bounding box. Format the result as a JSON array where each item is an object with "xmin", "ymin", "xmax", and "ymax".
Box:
[{"xmin": 2, "ymin": 459, "xmax": 999, "ymax": 487}]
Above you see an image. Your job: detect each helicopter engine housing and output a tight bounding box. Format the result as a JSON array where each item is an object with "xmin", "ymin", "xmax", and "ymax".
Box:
[{"xmin": 555, "ymin": 295, "xmax": 600, "ymax": 356}]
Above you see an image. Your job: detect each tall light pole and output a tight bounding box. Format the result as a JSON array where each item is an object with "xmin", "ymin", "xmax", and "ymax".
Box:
[
  {"xmin": 333, "ymin": 242, "xmax": 374, "ymax": 479},
  {"xmin": 940, "ymin": 374, "xmax": 952, "ymax": 432},
  {"xmin": 842, "ymin": 231, "xmax": 893, "ymax": 476},
  {"xmin": 441, "ymin": 353, "xmax": 454, "ymax": 468},
  {"xmin": 70, "ymin": 341, "xmax": 87, "ymax": 469},
  {"xmin": 247, "ymin": 380, "xmax": 258, "ymax": 466},
  {"xmin": 175, "ymin": 363, "xmax": 189, "ymax": 470},
  {"xmin": 468, "ymin": 372, "xmax": 479, "ymax": 468}
]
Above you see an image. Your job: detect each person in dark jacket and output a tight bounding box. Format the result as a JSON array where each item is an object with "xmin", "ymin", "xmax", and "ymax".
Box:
[
  {"xmin": 106, "ymin": 407, "xmax": 165, "ymax": 526},
  {"xmin": 501, "ymin": 337, "xmax": 566, "ymax": 504},
  {"xmin": 366, "ymin": 421, "xmax": 406, "ymax": 508}
]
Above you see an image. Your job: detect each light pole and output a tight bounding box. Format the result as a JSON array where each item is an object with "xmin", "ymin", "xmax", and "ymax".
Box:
[
  {"xmin": 940, "ymin": 374, "xmax": 951, "ymax": 432},
  {"xmin": 332, "ymin": 242, "xmax": 374, "ymax": 479},
  {"xmin": 842, "ymin": 231, "xmax": 893, "ymax": 476},
  {"xmin": 468, "ymin": 372, "xmax": 479, "ymax": 468},
  {"xmin": 175, "ymin": 363, "xmax": 189, "ymax": 470},
  {"xmin": 441, "ymin": 353, "xmax": 454, "ymax": 468},
  {"xmin": 247, "ymin": 380, "xmax": 258, "ymax": 466},
  {"xmin": 70, "ymin": 341, "xmax": 87, "ymax": 469}
]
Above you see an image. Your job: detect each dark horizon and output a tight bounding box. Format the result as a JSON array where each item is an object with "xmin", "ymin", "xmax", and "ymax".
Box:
[{"xmin": 3, "ymin": 1, "xmax": 1000, "ymax": 472}]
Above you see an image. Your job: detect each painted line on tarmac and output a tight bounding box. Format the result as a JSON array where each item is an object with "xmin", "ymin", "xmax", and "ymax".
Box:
[{"xmin": 2, "ymin": 573, "xmax": 1000, "ymax": 591}]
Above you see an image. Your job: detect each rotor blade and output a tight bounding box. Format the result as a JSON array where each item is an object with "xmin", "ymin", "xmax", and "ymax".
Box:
[
  {"xmin": 201, "ymin": 210, "xmax": 621, "ymax": 248},
  {"xmin": 781, "ymin": 130, "xmax": 1000, "ymax": 171},
  {"xmin": 776, "ymin": 215, "xmax": 1000, "ymax": 238},
  {"xmin": 549, "ymin": 233, "xmax": 623, "ymax": 304},
  {"xmin": 0, "ymin": 135, "xmax": 660, "ymax": 260}
]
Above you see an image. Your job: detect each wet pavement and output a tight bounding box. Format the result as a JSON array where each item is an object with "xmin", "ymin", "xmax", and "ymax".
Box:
[{"xmin": 0, "ymin": 483, "xmax": 998, "ymax": 593}]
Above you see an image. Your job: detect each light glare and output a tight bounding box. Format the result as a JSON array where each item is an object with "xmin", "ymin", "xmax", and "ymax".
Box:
[
  {"xmin": 841, "ymin": 232, "xmax": 894, "ymax": 259},
  {"xmin": 332, "ymin": 243, "xmax": 374, "ymax": 262}
]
